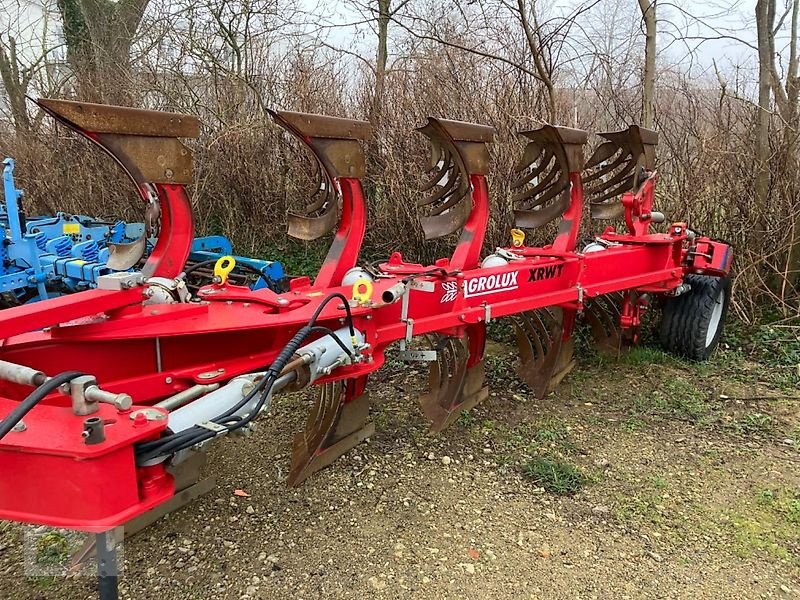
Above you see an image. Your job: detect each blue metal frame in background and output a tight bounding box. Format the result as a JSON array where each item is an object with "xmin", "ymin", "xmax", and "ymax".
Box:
[{"xmin": 1, "ymin": 158, "xmax": 285, "ymax": 304}]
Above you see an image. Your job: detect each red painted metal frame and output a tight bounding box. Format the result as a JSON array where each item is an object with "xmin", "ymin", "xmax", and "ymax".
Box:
[
  {"xmin": 313, "ymin": 177, "xmax": 367, "ymax": 288},
  {"xmin": 450, "ymin": 174, "xmax": 489, "ymax": 270},
  {"xmin": 0, "ymin": 114, "xmax": 732, "ymax": 533}
]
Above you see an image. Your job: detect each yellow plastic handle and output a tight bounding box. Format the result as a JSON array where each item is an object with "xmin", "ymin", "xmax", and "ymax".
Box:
[
  {"xmin": 511, "ymin": 228, "xmax": 525, "ymax": 248},
  {"xmin": 214, "ymin": 255, "xmax": 236, "ymax": 285},
  {"xmin": 351, "ymin": 278, "xmax": 373, "ymax": 304}
]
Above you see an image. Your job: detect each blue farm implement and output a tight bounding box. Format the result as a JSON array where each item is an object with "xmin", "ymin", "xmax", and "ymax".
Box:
[{"xmin": 1, "ymin": 158, "xmax": 284, "ymax": 306}]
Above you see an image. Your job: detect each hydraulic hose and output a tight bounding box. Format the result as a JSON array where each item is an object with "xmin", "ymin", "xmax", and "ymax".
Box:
[
  {"xmin": 135, "ymin": 291, "xmax": 360, "ymax": 463},
  {"xmin": 0, "ymin": 371, "xmax": 86, "ymax": 441},
  {"xmin": 135, "ymin": 292, "xmax": 360, "ymax": 463}
]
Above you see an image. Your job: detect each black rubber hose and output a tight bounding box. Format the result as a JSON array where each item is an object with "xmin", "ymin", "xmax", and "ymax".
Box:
[
  {"xmin": 309, "ymin": 326, "xmax": 355, "ymax": 358},
  {"xmin": 308, "ymin": 292, "xmax": 355, "ymax": 338},
  {"xmin": 136, "ymin": 326, "xmax": 315, "ymax": 462},
  {"xmin": 0, "ymin": 371, "xmax": 85, "ymax": 441},
  {"xmin": 136, "ymin": 291, "xmax": 360, "ymax": 462}
]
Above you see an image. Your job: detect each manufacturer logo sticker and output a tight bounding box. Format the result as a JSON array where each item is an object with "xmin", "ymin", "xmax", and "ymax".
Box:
[
  {"xmin": 464, "ymin": 272, "xmax": 519, "ymax": 298},
  {"xmin": 528, "ymin": 264, "xmax": 564, "ymax": 282},
  {"xmin": 440, "ymin": 281, "xmax": 458, "ymax": 303}
]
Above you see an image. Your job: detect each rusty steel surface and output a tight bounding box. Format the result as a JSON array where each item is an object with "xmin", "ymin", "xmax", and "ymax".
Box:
[
  {"xmin": 418, "ymin": 333, "xmax": 488, "ymax": 432},
  {"xmin": 416, "ymin": 117, "xmax": 496, "ymax": 240},
  {"xmin": 36, "ymin": 98, "xmax": 196, "ymax": 186},
  {"xmin": 288, "ymin": 380, "xmax": 373, "ymax": 486},
  {"xmin": 512, "ymin": 125, "xmax": 589, "ymax": 230},
  {"xmin": 268, "ymin": 109, "xmax": 371, "ymax": 241},
  {"xmin": 583, "ymin": 125, "xmax": 658, "ymax": 220},
  {"xmin": 36, "ymin": 98, "xmax": 200, "ymax": 138},
  {"xmin": 513, "ymin": 308, "xmax": 576, "ymax": 399}
]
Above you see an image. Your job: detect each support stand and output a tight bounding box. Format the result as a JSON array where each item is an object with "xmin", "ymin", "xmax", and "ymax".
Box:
[{"xmin": 96, "ymin": 530, "xmax": 119, "ymax": 600}]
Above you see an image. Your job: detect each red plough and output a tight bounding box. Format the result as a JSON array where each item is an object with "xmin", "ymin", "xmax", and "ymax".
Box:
[{"xmin": 0, "ymin": 99, "xmax": 732, "ymax": 598}]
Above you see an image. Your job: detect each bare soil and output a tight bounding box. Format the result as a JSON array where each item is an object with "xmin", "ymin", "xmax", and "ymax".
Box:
[{"xmin": 1, "ymin": 343, "xmax": 798, "ymax": 600}]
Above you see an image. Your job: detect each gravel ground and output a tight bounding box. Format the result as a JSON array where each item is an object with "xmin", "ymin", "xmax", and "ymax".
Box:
[{"xmin": 1, "ymin": 344, "xmax": 798, "ymax": 600}]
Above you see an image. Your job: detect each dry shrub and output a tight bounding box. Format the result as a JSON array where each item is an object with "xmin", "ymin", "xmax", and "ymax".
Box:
[{"xmin": 1, "ymin": 41, "xmax": 796, "ymax": 323}]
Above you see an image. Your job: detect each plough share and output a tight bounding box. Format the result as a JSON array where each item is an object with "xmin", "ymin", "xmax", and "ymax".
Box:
[{"xmin": 0, "ymin": 99, "xmax": 732, "ymax": 599}]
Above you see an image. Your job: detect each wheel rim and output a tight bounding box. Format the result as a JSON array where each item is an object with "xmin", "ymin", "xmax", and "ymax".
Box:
[{"xmin": 705, "ymin": 289, "xmax": 725, "ymax": 347}]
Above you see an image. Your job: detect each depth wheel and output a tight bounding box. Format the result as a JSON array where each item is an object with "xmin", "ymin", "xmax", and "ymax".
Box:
[{"xmin": 659, "ymin": 274, "xmax": 731, "ymax": 361}]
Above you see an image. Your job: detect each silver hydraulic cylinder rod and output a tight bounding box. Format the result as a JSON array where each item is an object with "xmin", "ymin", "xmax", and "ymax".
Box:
[
  {"xmin": 155, "ymin": 383, "xmax": 220, "ymax": 411},
  {"xmin": 167, "ymin": 327, "xmax": 364, "ymax": 434},
  {"xmin": 0, "ymin": 360, "xmax": 47, "ymax": 387}
]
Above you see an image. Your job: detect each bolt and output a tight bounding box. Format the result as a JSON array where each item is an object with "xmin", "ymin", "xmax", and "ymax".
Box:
[
  {"xmin": 165, "ymin": 377, "xmax": 173, "ymax": 384},
  {"xmin": 165, "ymin": 168, "xmax": 174, "ymax": 178}
]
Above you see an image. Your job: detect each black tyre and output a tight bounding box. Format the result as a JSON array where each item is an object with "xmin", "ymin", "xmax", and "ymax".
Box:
[{"xmin": 659, "ymin": 274, "xmax": 731, "ymax": 361}]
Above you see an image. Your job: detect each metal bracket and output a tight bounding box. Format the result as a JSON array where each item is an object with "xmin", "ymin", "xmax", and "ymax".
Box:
[
  {"xmin": 495, "ymin": 248, "xmax": 524, "ymax": 261},
  {"xmin": 129, "ymin": 408, "xmax": 167, "ymax": 422},
  {"xmin": 96, "ymin": 272, "xmax": 145, "ymax": 291},
  {"xmin": 398, "ymin": 349, "xmax": 438, "ymax": 362},
  {"xmin": 404, "ymin": 318, "xmax": 415, "ymax": 343},
  {"xmin": 197, "ymin": 421, "xmax": 228, "ymax": 434},
  {"xmin": 483, "ymin": 302, "xmax": 492, "ymax": 323}
]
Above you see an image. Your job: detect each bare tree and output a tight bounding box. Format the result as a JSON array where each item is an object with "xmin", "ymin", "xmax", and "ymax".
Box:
[
  {"xmin": 637, "ymin": 0, "xmax": 655, "ymax": 128},
  {"xmin": 755, "ymin": 0, "xmax": 774, "ymax": 229},
  {"xmin": 54, "ymin": 0, "xmax": 151, "ymax": 102}
]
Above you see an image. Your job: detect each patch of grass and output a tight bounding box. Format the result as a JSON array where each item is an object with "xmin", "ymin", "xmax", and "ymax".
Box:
[
  {"xmin": 726, "ymin": 513, "xmax": 796, "ymax": 562},
  {"xmin": 520, "ymin": 457, "xmax": 588, "ymax": 495},
  {"xmin": 506, "ymin": 417, "xmax": 576, "ymax": 456},
  {"xmin": 621, "ymin": 417, "xmax": 647, "ymax": 432},
  {"xmin": 621, "ymin": 345, "xmax": 676, "ymax": 366},
  {"xmin": 35, "ymin": 531, "xmax": 70, "ymax": 565},
  {"xmin": 456, "ymin": 410, "xmax": 476, "ymax": 428},
  {"xmin": 728, "ymin": 412, "xmax": 775, "ymax": 436},
  {"xmin": 633, "ymin": 377, "xmax": 713, "ymax": 424},
  {"xmin": 650, "ymin": 475, "xmax": 668, "ymax": 490},
  {"xmin": 34, "ymin": 576, "xmax": 57, "ymax": 589},
  {"xmin": 484, "ymin": 353, "xmax": 515, "ymax": 380},
  {"xmin": 782, "ymin": 498, "xmax": 800, "ymax": 524},
  {"xmin": 703, "ymin": 489, "xmax": 800, "ymax": 563},
  {"xmin": 613, "ymin": 492, "xmax": 668, "ymax": 525},
  {"xmin": 755, "ymin": 488, "xmax": 777, "ymax": 507},
  {"xmin": 756, "ymin": 488, "xmax": 800, "ymax": 524}
]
